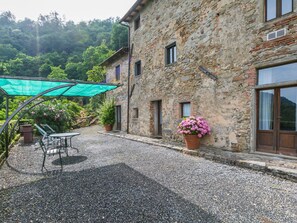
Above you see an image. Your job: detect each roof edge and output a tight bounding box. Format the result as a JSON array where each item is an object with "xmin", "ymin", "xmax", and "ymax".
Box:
[
  {"xmin": 99, "ymin": 47, "xmax": 128, "ymax": 67},
  {"xmin": 120, "ymin": 0, "xmax": 149, "ymax": 23}
]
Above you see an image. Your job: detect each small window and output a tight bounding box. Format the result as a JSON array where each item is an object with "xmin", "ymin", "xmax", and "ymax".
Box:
[
  {"xmin": 115, "ymin": 65, "xmax": 120, "ymax": 81},
  {"xmin": 135, "ymin": 61, "xmax": 141, "ymax": 76},
  {"xmin": 265, "ymin": 0, "xmax": 293, "ymax": 21},
  {"xmin": 133, "ymin": 108, "xmax": 139, "ymax": 118},
  {"xmin": 166, "ymin": 43, "xmax": 177, "ymax": 65},
  {"xmin": 134, "ymin": 16, "xmax": 140, "ymax": 31},
  {"xmin": 181, "ymin": 102, "xmax": 191, "ymax": 118}
]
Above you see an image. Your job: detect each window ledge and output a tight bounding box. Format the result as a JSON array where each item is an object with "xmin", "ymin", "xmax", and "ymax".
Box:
[
  {"xmin": 260, "ymin": 13, "xmax": 297, "ymax": 31},
  {"xmin": 254, "ymin": 80, "xmax": 297, "ymax": 90},
  {"xmin": 165, "ymin": 62, "xmax": 178, "ymax": 67}
]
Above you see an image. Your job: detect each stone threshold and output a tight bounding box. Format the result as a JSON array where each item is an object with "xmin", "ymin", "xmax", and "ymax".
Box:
[{"xmin": 98, "ymin": 131, "xmax": 297, "ymax": 183}]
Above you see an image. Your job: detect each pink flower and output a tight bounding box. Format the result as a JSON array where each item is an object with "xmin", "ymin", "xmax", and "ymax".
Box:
[{"xmin": 177, "ymin": 116, "xmax": 211, "ymax": 138}]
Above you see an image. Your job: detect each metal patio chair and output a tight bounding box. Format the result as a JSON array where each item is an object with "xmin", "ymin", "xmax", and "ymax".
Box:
[
  {"xmin": 39, "ymin": 139, "xmax": 64, "ymax": 171},
  {"xmin": 34, "ymin": 124, "xmax": 60, "ymax": 148},
  {"xmin": 40, "ymin": 124, "xmax": 56, "ymax": 134}
]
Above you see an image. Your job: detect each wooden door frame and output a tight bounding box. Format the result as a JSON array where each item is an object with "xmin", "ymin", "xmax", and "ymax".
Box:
[
  {"xmin": 256, "ymin": 86, "xmax": 297, "ymax": 156},
  {"xmin": 151, "ymin": 100, "xmax": 162, "ymax": 137}
]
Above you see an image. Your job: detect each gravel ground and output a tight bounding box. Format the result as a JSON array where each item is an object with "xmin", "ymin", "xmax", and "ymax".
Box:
[{"xmin": 0, "ymin": 125, "xmax": 297, "ymax": 223}]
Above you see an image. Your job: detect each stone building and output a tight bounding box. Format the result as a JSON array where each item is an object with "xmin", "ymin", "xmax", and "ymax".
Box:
[
  {"xmin": 102, "ymin": 47, "xmax": 129, "ymax": 132},
  {"xmin": 106, "ymin": 0, "xmax": 297, "ymax": 157}
]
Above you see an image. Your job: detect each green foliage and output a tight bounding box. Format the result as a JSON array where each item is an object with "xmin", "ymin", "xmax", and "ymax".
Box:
[
  {"xmin": 82, "ymin": 43, "xmax": 114, "ymax": 70},
  {"xmin": 0, "ymin": 62, "xmax": 9, "ymax": 75},
  {"xmin": 0, "ymin": 11, "xmax": 128, "ymax": 81},
  {"xmin": 87, "ymin": 65, "xmax": 106, "ymax": 82},
  {"xmin": 111, "ymin": 21, "xmax": 128, "ymax": 50},
  {"xmin": 29, "ymin": 99, "xmax": 83, "ymax": 132},
  {"xmin": 0, "ymin": 120, "xmax": 20, "ymax": 155},
  {"xmin": 0, "ymin": 44, "xmax": 19, "ymax": 61},
  {"xmin": 0, "ymin": 96, "xmax": 28, "ymax": 120},
  {"xmin": 98, "ymin": 98, "xmax": 115, "ymax": 125},
  {"xmin": 48, "ymin": 66, "xmax": 68, "ymax": 80},
  {"xmin": 86, "ymin": 94, "xmax": 105, "ymax": 113}
]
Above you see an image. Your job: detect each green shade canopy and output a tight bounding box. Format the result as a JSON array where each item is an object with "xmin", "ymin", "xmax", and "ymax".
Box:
[{"xmin": 0, "ymin": 76, "xmax": 119, "ymax": 97}]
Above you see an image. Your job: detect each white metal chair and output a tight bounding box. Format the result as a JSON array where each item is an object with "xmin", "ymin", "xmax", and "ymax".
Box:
[
  {"xmin": 39, "ymin": 139, "xmax": 64, "ymax": 171},
  {"xmin": 34, "ymin": 124, "xmax": 60, "ymax": 148},
  {"xmin": 40, "ymin": 124, "xmax": 56, "ymax": 134}
]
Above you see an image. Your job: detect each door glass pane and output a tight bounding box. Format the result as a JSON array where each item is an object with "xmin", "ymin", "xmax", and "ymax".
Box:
[
  {"xmin": 282, "ymin": 0, "xmax": 292, "ymax": 15},
  {"xmin": 267, "ymin": 0, "xmax": 277, "ymax": 21},
  {"xmin": 259, "ymin": 90, "xmax": 274, "ymax": 130},
  {"xmin": 258, "ymin": 62, "xmax": 297, "ymax": 85},
  {"xmin": 280, "ymin": 87, "xmax": 297, "ymax": 131}
]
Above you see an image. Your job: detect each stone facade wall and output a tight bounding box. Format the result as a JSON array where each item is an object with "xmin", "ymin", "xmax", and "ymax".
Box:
[
  {"xmin": 125, "ymin": 0, "xmax": 297, "ymax": 152},
  {"xmin": 105, "ymin": 54, "xmax": 128, "ymax": 132}
]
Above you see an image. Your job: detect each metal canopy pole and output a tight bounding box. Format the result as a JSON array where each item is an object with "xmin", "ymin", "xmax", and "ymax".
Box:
[
  {"xmin": 5, "ymin": 96, "xmax": 9, "ymax": 157},
  {"xmin": 7, "ymin": 85, "xmax": 74, "ymax": 143},
  {"xmin": 0, "ymin": 83, "xmax": 76, "ymax": 157}
]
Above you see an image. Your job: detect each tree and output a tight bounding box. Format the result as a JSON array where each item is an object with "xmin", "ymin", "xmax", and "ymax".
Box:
[
  {"xmin": 65, "ymin": 62, "xmax": 83, "ymax": 80},
  {"xmin": 48, "ymin": 66, "xmax": 67, "ymax": 80},
  {"xmin": 0, "ymin": 44, "xmax": 18, "ymax": 61},
  {"xmin": 39, "ymin": 63, "xmax": 52, "ymax": 77},
  {"xmin": 0, "ymin": 62, "xmax": 9, "ymax": 75},
  {"xmin": 110, "ymin": 22, "xmax": 128, "ymax": 50},
  {"xmin": 82, "ymin": 42, "xmax": 114, "ymax": 70},
  {"xmin": 86, "ymin": 65, "xmax": 106, "ymax": 82}
]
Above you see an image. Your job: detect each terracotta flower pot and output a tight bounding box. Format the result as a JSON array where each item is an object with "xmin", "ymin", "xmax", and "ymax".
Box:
[
  {"xmin": 104, "ymin": 124, "xmax": 113, "ymax": 132},
  {"xmin": 184, "ymin": 134, "xmax": 200, "ymax": 150}
]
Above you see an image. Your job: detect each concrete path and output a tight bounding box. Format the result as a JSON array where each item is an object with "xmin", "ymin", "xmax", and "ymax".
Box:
[{"xmin": 0, "ymin": 126, "xmax": 296, "ymax": 222}]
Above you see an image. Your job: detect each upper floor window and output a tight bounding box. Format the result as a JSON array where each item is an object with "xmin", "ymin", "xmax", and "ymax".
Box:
[
  {"xmin": 115, "ymin": 65, "xmax": 120, "ymax": 81},
  {"xmin": 265, "ymin": 0, "xmax": 293, "ymax": 21},
  {"xmin": 181, "ymin": 102, "xmax": 191, "ymax": 118},
  {"xmin": 258, "ymin": 62, "xmax": 297, "ymax": 85},
  {"xmin": 135, "ymin": 60, "xmax": 141, "ymax": 76},
  {"xmin": 166, "ymin": 42, "xmax": 177, "ymax": 65},
  {"xmin": 134, "ymin": 16, "xmax": 140, "ymax": 31}
]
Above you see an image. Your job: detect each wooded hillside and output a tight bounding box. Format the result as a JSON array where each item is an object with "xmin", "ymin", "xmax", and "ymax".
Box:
[{"xmin": 0, "ymin": 11, "xmax": 128, "ymax": 81}]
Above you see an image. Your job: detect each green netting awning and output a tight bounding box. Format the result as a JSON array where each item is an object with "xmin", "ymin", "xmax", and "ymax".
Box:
[{"xmin": 0, "ymin": 76, "xmax": 119, "ymax": 97}]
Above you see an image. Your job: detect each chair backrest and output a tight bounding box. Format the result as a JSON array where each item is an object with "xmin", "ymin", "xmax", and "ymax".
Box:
[
  {"xmin": 34, "ymin": 124, "xmax": 47, "ymax": 137},
  {"xmin": 40, "ymin": 124, "xmax": 56, "ymax": 134}
]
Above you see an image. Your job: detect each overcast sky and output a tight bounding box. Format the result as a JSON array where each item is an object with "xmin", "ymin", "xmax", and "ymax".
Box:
[{"xmin": 0, "ymin": 0, "xmax": 136, "ymax": 22}]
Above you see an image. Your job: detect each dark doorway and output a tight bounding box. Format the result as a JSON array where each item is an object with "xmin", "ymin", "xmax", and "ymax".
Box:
[
  {"xmin": 152, "ymin": 100, "xmax": 162, "ymax": 137},
  {"xmin": 116, "ymin": 105, "xmax": 121, "ymax": 131}
]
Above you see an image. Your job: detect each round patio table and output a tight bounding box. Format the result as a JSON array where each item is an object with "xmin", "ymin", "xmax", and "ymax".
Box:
[{"xmin": 50, "ymin": 132, "xmax": 80, "ymax": 155}]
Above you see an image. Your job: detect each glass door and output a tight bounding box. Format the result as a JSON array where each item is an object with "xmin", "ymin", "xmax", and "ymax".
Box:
[
  {"xmin": 257, "ymin": 89, "xmax": 275, "ymax": 153},
  {"xmin": 278, "ymin": 87, "xmax": 297, "ymax": 156},
  {"xmin": 257, "ymin": 87, "xmax": 297, "ymax": 156}
]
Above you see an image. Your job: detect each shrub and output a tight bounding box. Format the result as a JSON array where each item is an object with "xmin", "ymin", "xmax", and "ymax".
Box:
[
  {"xmin": 29, "ymin": 99, "xmax": 83, "ymax": 132},
  {"xmin": 98, "ymin": 98, "xmax": 115, "ymax": 125}
]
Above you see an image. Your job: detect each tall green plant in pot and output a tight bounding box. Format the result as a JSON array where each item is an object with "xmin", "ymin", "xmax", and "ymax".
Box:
[{"xmin": 99, "ymin": 98, "xmax": 115, "ymax": 131}]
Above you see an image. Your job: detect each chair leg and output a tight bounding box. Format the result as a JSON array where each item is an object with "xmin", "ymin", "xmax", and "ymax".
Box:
[
  {"xmin": 42, "ymin": 154, "xmax": 46, "ymax": 171},
  {"xmin": 59, "ymin": 151, "xmax": 63, "ymax": 170}
]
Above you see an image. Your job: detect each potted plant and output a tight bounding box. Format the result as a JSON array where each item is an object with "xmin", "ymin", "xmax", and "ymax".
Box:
[
  {"xmin": 98, "ymin": 98, "xmax": 115, "ymax": 131},
  {"xmin": 177, "ymin": 116, "xmax": 211, "ymax": 150}
]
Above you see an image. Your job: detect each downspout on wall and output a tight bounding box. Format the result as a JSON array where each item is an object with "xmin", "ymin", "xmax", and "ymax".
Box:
[{"xmin": 119, "ymin": 22, "xmax": 131, "ymax": 134}]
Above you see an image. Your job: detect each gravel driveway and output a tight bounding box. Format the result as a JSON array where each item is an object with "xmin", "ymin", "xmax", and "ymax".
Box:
[{"xmin": 0, "ymin": 126, "xmax": 296, "ymax": 222}]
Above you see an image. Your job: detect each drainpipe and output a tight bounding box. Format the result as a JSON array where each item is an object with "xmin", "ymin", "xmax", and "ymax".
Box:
[{"xmin": 120, "ymin": 22, "xmax": 131, "ymax": 134}]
